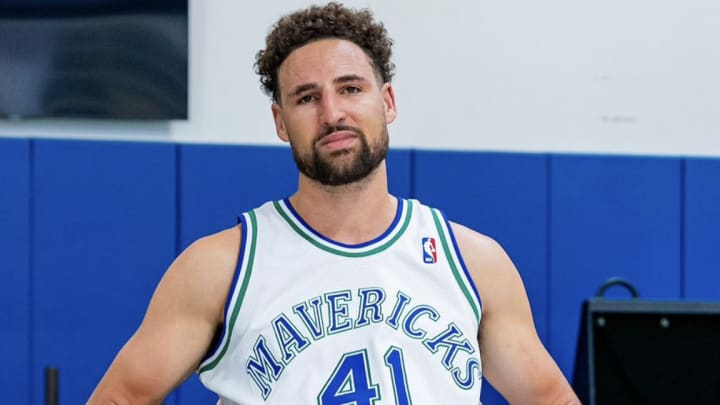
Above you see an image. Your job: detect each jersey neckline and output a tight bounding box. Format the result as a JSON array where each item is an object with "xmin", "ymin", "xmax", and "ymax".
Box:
[{"xmin": 272, "ymin": 197, "xmax": 412, "ymax": 257}]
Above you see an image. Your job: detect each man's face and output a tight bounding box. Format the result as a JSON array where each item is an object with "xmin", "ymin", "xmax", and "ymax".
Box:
[{"xmin": 272, "ymin": 39, "xmax": 397, "ymax": 186}]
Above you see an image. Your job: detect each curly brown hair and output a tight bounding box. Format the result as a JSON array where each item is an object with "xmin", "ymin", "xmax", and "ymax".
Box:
[{"xmin": 255, "ymin": 2, "xmax": 395, "ymax": 103}]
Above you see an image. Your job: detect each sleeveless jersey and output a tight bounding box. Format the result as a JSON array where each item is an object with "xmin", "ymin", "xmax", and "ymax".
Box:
[{"xmin": 198, "ymin": 198, "xmax": 483, "ymax": 404}]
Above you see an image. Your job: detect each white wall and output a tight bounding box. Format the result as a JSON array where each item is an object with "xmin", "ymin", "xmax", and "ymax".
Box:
[{"xmin": 1, "ymin": 0, "xmax": 719, "ymax": 156}]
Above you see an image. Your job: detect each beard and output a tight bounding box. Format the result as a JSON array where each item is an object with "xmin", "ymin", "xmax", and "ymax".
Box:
[{"xmin": 290, "ymin": 124, "xmax": 389, "ymax": 186}]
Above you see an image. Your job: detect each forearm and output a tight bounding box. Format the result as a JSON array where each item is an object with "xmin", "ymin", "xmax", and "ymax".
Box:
[
  {"xmin": 525, "ymin": 381, "xmax": 580, "ymax": 405},
  {"xmin": 87, "ymin": 349, "xmax": 170, "ymax": 405}
]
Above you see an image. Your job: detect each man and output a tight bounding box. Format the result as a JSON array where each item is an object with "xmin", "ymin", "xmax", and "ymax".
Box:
[{"xmin": 89, "ymin": 3, "xmax": 580, "ymax": 404}]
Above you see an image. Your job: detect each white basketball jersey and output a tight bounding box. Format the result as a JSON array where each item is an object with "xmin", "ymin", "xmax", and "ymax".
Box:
[{"xmin": 198, "ymin": 198, "xmax": 483, "ymax": 404}]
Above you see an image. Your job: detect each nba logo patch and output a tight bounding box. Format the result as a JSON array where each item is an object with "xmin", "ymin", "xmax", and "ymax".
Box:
[{"xmin": 422, "ymin": 237, "xmax": 437, "ymax": 263}]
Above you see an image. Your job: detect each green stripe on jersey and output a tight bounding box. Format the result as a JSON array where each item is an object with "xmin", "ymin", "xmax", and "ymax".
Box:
[
  {"xmin": 199, "ymin": 210, "xmax": 259, "ymax": 374},
  {"xmin": 430, "ymin": 209, "xmax": 480, "ymax": 323},
  {"xmin": 272, "ymin": 199, "xmax": 413, "ymax": 258}
]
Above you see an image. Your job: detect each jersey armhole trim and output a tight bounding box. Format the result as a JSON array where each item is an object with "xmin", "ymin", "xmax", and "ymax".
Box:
[
  {"xmin": 430, "ymin": 208, "xmax": 483, "ymax": 324},
  {"xmin": 198, "ymin": 210, "xmax": 259, "ymax": 374}
]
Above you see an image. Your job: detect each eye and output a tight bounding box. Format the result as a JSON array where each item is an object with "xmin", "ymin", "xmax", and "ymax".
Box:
[
  {"xmin": 343, "ymin": 86, "xmax": 361, "ymax": 95},
  {"xmin": 298, "ymin": 94, "xmax": 315, "ymax": 104}
]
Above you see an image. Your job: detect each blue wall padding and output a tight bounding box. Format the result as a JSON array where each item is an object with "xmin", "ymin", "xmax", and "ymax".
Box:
[
  {"xmin": 32, "ymin": 140, "xmax": 177, "ymax": 405},
  {"xmin": 386, "ymin": 149, "xmax": 413, "ymax": 199},
  {"xmin": 685, "ymin": 159, "xmax": 720, "ymax": 300},
  {"xmin": 0, "ymin": 138, "xmax": 31, "ymax": 404},
  {"xmin": 549, "ymin": 155, "xmax": 683, "ymax": 376},
  {"xmin": 413, "ymin": 151, "xmax": 549, "ymax": 405}
]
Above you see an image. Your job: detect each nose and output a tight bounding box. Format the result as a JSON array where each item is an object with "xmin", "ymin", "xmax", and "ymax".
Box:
[{"xmin": 319, "ymin": 90, "xmax": 346, "ymax": 126}]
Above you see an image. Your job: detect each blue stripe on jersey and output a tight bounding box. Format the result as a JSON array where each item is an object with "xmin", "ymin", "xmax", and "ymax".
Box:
[
  {"xmin": 199, "ymin": 212, "xmax": 250, "ymax": 371},
  {"xmin": 281, "ymin": 197, "xmax": 404, "ymax": 249},
  {"xmin": 438, "ymin": 210, "xmax": 483, "ymax": 313}
]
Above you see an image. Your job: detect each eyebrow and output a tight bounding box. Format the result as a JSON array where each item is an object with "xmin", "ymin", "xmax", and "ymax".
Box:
[
  {"xmin": 288, "ymin": 74, "xmax": 370, "ymax": 98},
  {"xmin": 289, "ymin": 83, "xmax": 318, "ymax": 99},
  {"xmin": 334, "ymin": 74, "xmax": 368, "ymax": 85}
]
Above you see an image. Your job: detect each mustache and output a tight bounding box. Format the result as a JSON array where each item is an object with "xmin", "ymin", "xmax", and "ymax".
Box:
[{"xmin": 316, "ymin": 124, "xmax": 364, "ymax": 142}]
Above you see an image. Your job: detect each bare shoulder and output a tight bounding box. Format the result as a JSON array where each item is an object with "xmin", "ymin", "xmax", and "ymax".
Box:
[
  {"xmin": 448, "ymin": 221, "xmax": 501, "ymax": 257},
  {"xmin": 182, "ymin": 224, "xmax": 241, "ymax": 260},
  {"xmin": 448, "ymin": 222, "xmax": 526, "ymax": 316},
  {"xmin": 174, "ymin": 225, "xmax": 241, "ymax": 283},
  {"xmin": 448, "ymin": 222, "xmax": 514, "ymax": 280},
  {"xmin": 164, "ymin": 224, "xmax": 242, "ymax": 322}
]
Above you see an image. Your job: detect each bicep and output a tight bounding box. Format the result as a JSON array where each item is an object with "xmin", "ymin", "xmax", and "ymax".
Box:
[
  {"xmin": 480, "ymin": 308, "xmax": 565, "ymax": 404},
  {"xmin": 473, "ymin": 243, "xmax": 556, "ymax": 401},
  {"xmin": 89, "ymin": 229, "xmax": 239, "ymax": 403},
  {"xmin": 451, "ymin": 223, "xmax": 574, "ymax": 404},
  {"xmin": 89, "ymin": 275, "xmax": 218, "ymax": 403},
  {"xmin": 101, "ymin": 319, "xmax": 215, "ymax": 402}
]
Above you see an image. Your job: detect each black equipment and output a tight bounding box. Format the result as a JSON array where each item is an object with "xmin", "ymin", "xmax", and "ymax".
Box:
[{"xmin": 573, "ymin": 278, "xmax": 720, "ymax": 405}]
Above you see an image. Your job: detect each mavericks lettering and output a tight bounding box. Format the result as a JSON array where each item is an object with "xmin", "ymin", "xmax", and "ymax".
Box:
[{"xmin": 245, "ymin": 287, "xmax": 481, "ymax": 399}]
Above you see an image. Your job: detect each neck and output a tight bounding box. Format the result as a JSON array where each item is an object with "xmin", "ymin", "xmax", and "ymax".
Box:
[{"xmin": 289, "ymin": 161, "xmax": 397, "ymax": 245}]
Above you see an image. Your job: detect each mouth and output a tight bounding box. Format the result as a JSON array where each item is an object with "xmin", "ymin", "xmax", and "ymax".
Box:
[{"xmin": 317, "ymin": 130, "xmax": 358, "ymax": 151}]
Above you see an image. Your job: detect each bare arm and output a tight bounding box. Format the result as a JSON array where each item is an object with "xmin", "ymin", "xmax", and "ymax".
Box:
[
  {"xmin": 88, "ymin": 226, "xmax": 240, "ymax": 404},
  {"xmin": 451, "ymin": 223, "xmax": 579, "ymax": 405}
]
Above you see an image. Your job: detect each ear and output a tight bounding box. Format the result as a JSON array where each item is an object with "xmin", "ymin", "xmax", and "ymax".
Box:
[
  {"xmin": 271, "ymin": 103, "xmax": 289, "ymax": 143},
  {"xmin": 381, "ymin": 83, "xmax": 397, "ymax": 124}
]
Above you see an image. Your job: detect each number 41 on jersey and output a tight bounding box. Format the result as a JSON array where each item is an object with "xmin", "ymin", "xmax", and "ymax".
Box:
[{"xmin": 318, "ymin": 346, "xmax": 411, "ymax": 405}]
